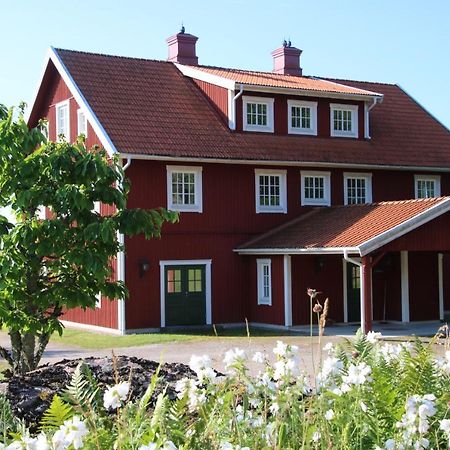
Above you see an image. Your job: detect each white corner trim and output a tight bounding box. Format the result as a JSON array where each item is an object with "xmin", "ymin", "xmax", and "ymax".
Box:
[
  {"xmin": 254, "ymin": 169, "xmax": 287, "ymax": 214},
  {"xmin": 166, "ymin": 165, "xmax": 203, "ymax": 213},
  {"xmin": 300, "ymin": 170, "xmax": 331, "ymax": 206},
  {"xmin": 438, "ymin": 253, "xmax": 444, "ymax": 321},
  {"xmin": 343, "ymin": 172, "xmax": 373, "ymax": 205},
  {"xmin": 174, "ymin": 63, "xmax": 236, "ymax": 90},
  {"xmin": 77, "ymin": 108, "xmax": 88, "ymax": 137},
  {"xmin": 159, "ymin": 259, "xmax": 212, "ymax": 327},
  {"xmin": 359, "ymin": 198, "xmax": 450, "ymax": 256},
  {"xmin": 342, "ymin": 258, "xmax": 348, "ymax": 322},
  {"xmin": 283, "ymin": 255, "xmax": 292, "ymax": 326},
  {"xmin": 330, "ymin": 103, "xmax": 359, "ymax": 138},
  {"xmin": 414, "ymin": 174, "xmax": 441, "ymax": 199},
  {"xmin": 48, "ymin": 47, "xmax": 118, "ymax": 156},
  {"xmin": 400, "ymin": 251, "xmax": 410, "ymax": 323},
  {"xmin": 242, "ymin": 95, "xmax": 274, "ymax": 133},
  {"xmin": 287, "ymin": 99, "xmax": 318, "ymax": 135}
]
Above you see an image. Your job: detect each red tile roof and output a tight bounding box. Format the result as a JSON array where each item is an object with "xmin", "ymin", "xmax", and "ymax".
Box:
[
  {"xmin": 188, "ymin": 65, "xmax": 382, "ymax": 97},
  {"xmin": 39, "ymin": 49, "xmax": 449, "ymax": 169},
  {"xmin": 237, "ymin": 197, "xmax": 450, "ymax": 254}
]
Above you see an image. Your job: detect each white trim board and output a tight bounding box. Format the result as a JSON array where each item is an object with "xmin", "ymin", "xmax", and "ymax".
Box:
[
  {"xmin": 118, "ymin": 153, "xmax": 450, "ymax": 173},
  {"xmin": 61, "ymin": 320, "xmax": 122, "ymax": 335},
  {"xmin": 159, "ymin": 259, "xmax": 212, "ymax": 328},
  {"xmin": 27, "ymin": 47, "xmax": 117, "ymax": 157}
]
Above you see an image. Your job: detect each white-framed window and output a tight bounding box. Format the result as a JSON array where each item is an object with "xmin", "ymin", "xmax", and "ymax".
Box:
[
  {"xmin": 167, "ymin": 166, "xmax": 203, "ymax": 213},
  {"xmin": 77, "ymin": 109, "xmax": 88, "ymax": 137},
  {"xmin": 414, "ymin": 175, "xmax": 441, "ymax": 199},
  {"xmin": 255, "ymin": 169, "xmax": 287, "ymax": 213},
  {"xmin": 55, "ymin": 100, "xmax": 70, "ymax": 142},
  {"xmin": 330, "ymin": 103, "xmax": 358, "ymax": 138},
  {"xmin": 301, "ymin": 171, "xmax": 331, "ymax": 206},
  {"xmin": 242, "ymin": 96, "xmax": 274, "ymax": 133},
  {"xmin": 288, "ymin": 100, "xmax": 317, "ymax": 135},
  {"xmin": 344, "ymin": 173, "xmax": 372, "ymax": 205},
  {"xmin": 257, "ymin": 259, "xmax": 272, "ymax": 306}
]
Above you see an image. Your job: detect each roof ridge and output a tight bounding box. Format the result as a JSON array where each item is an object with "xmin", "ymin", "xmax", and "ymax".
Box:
[
  {"xmin": 54, "ymin": 48, "xmax": 171, "ymax": 65},
  {"xmin": 323, "ymin": 76, "xmax": 397, "ymax": 87}
]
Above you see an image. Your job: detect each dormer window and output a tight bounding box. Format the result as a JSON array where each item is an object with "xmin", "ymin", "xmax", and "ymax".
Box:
[
  {"xmin": 414, "ymin": 175, "xmax": 441, "ymax": 199},
  {"xmin": 242, "ymin": 96, "xmax": 274, "ymax": 133},
  {"xmin": 330, "ymin": 104, "xmax": 358, "ymax": 138},
  {"xmin": 288, "ymin": 100, "xmax": 317, "ymax": 135}
]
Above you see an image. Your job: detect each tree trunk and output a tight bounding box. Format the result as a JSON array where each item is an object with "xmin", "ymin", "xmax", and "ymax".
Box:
[{"xmin": 6, "ymin": 329, "xmax": 52, "ymax": 374}]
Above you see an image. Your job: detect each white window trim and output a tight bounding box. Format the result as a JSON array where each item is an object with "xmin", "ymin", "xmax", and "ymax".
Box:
[
  {"xmin": 414, "ymin": 174, "xmax": 441, "ymax": 199},
  {"xmin": 166, "ymin": 165, "xmax": 203, "ymax": 213},
  {"xmin": 330, "ymin": 103, "xmax": 359, "ymax": 138},
  {"xmin": 257, "ymin": 258, "xmax": 272, "ymax": 306},
  {"xmin": 55, "ymin": 99, "xmax": 70, "ymax": 142},
  {"xmin": 77, "ymin": 108, "xmax": 88, "ymax": 137},
  {"xmin": 242, "ymin": 95, "xmax": 274, "ymax": 133},
  {"xmin": 95, "ymin": 292, "xmax": 102, "ymax": 308},
  {"xmin": 343, "ymin": 172, "xmax": 373, "ymax": 205},
  {"xmin": 255, "ymin": 169, "xmax": 287, "ymax": 214},
  {"xmin": 300, "ymin": 171, "xmax": 331, "ymax": 206},
  {"xmin": 287, "ymin": 100, "xmax": 318, "ymax": 135}
]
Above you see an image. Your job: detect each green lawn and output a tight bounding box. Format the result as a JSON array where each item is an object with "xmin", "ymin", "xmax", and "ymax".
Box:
[{"xmin": 49, "ymin": 326, "xmax": 292, "ymax": 349}]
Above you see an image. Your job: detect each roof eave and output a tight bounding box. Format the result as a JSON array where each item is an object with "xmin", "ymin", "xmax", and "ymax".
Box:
[{"xmin": 234, "ymin": 247, "xmax": 361, "ymax": 255}]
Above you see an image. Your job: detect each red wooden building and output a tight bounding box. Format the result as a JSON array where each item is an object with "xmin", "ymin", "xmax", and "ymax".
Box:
[{"xmin": 28, "ymin": 30, "xmax": 450, "ymax": 334}]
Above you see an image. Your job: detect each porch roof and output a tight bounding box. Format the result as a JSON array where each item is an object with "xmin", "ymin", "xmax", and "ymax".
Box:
[{"xmin": 236, "ymin": 197, "xmax": 450, "ymax": 256}]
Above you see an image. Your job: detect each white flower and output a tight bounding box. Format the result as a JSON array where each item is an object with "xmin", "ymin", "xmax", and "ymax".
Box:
[
  {"xmin": 223, "ymin": 348, "xmax": 247, "ymax": 372},
  {"xmin": 52, "ymin": 416, "xmax": 88, "ymax": 450},
  {"xmin": 139, "ymin": 444, "xmax": 157, "ymax": 450},
  {"xmin": 342, "ymin": 362, "xmax": 372, "ymax": 386},
  {"xmin": 269, "ymin": 402, "xmax": 280, "ymax": 414},
  {"xmin": 380, "ymin": 343, "xmax": 402, "ymax": 363},
  {"xmin": 323, "ymin": 342, "xmax": 334, "ymax": 352},
  {"xmin": 163, "ymin": 442, "xmax": 178, "ymax": 450},
  {"xmin": 324, "ymin": 409, "xmax": 334, "ymax": 420},
  {"xmin": 252, "ymin": 351, "xmax": 265, "ymax": 364},
  {"xmin": 103, "ymin": 381, "xmax": 130, "ymax": 410},
  {"xmin": 273, "ymin": 358, "xmax": 299, "ymax": 381},
  {"xmin": 440, "ymin": 418, "xmax": 450, "ymax": 432},
  {"xmin": 384, "ymin": 439, "xmax": 396, "ymax": 450},
  {"xmin": 273, "ymin": 341, "xmax": 298, "ymax": 358},
  {"xmin": 312, "ymin": 431, "xmax": 321, "ymax": 442},
  {"xmin": 360, "ymin": 401, "xmax": 368, "ymax": 412},
  {"xmin": 189, "ymin": 354, "xmax": 217, "ymax": 382},
  {"xmin": 366, "ymin": 331, "xmax": 382, "ymax": 344}
]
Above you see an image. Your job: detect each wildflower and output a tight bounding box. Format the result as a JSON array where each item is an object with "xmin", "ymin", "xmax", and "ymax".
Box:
[
  {"xmin": 252, "ymin": 351, "xmax": 265, "ymax": 364},
  {"xmin": 360, "ymin": 401, "xmax": 368, "ymax": 412},
  {"xmin": 324, "ymin": 409, "xmax": 334, "ymax": 420},
  {"xmin": 380, "ymin": 343, "xmax": 402, "ymax": 362},
  {"xmin": 269, "ymin": 402, "xmax": 280, "ymax": 414},
  {"xmin": 384, "ymin": 439, "xmax": 396, "ymax": 450},
  {"xmin": 52, "ymin": 416, "xmax": 88, "ymax": 450},
  {"xmin": 139, "ymin": 444, "xmax": 157, "ymax": 450},
  {"xmin": 440, "ymin": 418, "xmax": 450, "ymax": 432},
  {"xmin": 323, "ymin": 342, "xmax": 334, "ymax": 353},
  {"xmin": 312, "ymin": 431, "xmax": 321, "ymax": 442},
  {"xmin": 317, "ymin": 356, "xmax": 344, "ymax": 387},
  {"xmin": 223, "ymin": 347, "xmax": 246, "ymax": 372},
  {"xmin": 307, "ymin": 288, "xmax": 319, "ymax": 299},
  {"xmin": 342, "ymin": 362, "xmax": 372, "ymax": 386},
  {"xmin": 189, "ymin": 354, "xmax": 217, "ymax": 382},
  {"xmin": 163, "ymin": 442, "xmax": 178, "ymax": 450},
  {"xmin": 313, "ymin": 302, "xmax": 323, "ymax": 313},
  {"xmin": 103, "ymin": 381, "xmax": 130, "ymax": 410},
  {"xmin": 366, "ymin": 331, "xmax": 382, "ymax": 344}
]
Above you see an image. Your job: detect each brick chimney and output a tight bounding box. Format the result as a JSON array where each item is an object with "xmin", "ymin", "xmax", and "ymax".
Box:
[
  {"xmin": 271, "ymin": 40, "xmax": 302, "ymax": 76},
  {"xmin": 166, "ymin": 26, "xmax": 198, "ymax": 65}
]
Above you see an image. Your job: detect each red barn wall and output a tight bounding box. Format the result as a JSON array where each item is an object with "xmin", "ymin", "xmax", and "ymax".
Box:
[{"xmin": 192, "ymin": 79, "xmax": 228, "ymax": 125}]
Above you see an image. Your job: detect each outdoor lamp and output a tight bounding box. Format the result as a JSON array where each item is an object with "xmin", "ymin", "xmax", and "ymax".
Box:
[{"xmin": 139, "ymin": 259, "xmax": 150, "ymax": 278}]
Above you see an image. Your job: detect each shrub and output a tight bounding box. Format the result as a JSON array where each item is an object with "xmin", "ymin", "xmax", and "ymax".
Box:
[{"xmin": 1, "ymin": 330, "xmax": 450, "ymax": 449}]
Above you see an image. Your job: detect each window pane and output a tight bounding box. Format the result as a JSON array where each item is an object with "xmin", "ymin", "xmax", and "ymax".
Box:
[
  {"xmin": 171, "ymin": 171, "xmax": 196, "ymax": 206},
  {"xmin": 247, "ymin": 102, "xmax": 267, "ymax": 127},
  {"xmin": 259, "ymin": 174, "xmax": 281, "ymax": 207},
  {"xmin": 167, "ymin": 269, "xmax": 182, "ymax": 293},
  {"xmin": 347, "ymin": 178, "xmax": 367, "ymax": 204},
  {"xmin": 188, "ymin": 268, "xmax": 202, "ymax": 292}
]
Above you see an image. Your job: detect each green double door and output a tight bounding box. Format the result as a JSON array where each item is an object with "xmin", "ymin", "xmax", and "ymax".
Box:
[
  {"xmin": 165, "ymin": 265, "xmax": 206, "ymax": 326},
  {"xmin": 347, "ymin": 262, "xmax": 361, "ymax": 323}
]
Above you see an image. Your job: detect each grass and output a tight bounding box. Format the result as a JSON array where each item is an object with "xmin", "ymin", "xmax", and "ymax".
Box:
[
  {"xmin": 0, "ymin": 362, "xmax": 7, "ymax": 380},
  {"xmin": 48, "ymin": 326, "xmax": 294, "ymax": 349}
]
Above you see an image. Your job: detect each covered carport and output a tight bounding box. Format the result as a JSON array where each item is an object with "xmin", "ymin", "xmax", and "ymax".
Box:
[{"xmin": 237, "ymin": 197, "xmax": 450, "ymax": 333}]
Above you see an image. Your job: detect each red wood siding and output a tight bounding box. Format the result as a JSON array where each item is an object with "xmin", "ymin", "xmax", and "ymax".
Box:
[
  {"xmin": 247, "ymin": 256, "xmax": 285, "ymax": 325},
  {"xmin": 234, "ymin": 91, "xmax": 366, "ymax": 138},
  {"xmin": 192, "ymin": 80, "xmax": 228, "ymax": 125},
  {"xmin": 444, "ymin": 254, "xmax": 450, "ymax": 311},
  {"xmin": 408, "ymin": 252, "xmax": 439, "ymax": 320}
]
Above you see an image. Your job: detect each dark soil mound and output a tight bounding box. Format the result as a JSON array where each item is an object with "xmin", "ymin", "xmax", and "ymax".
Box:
[{"xmin": 3, "ymin": 356, "xmax": 195, "ymax": 430}]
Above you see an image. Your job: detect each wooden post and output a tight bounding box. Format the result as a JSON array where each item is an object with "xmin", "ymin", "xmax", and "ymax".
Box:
[{"xmin": 361, "ymin": 256, "xmax": 373, "ymax": 333}]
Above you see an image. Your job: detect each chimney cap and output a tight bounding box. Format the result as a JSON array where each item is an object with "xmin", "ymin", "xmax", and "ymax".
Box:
[{"xmin": 271, "ymin": 42, "xmax": 303, "ymax": 76}]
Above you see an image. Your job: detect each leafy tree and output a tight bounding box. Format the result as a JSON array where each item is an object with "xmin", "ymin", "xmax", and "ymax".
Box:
[{"xmin": 0, "ymin": 104, "xmax": 178, "ymax": 374}]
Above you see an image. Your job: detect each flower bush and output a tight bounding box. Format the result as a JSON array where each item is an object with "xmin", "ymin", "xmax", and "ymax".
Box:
[{"xmin": 1, "ymin": 329, "xmax": 450, "ymax": 449}]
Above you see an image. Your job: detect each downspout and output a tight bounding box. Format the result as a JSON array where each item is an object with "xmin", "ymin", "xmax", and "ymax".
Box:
[
  {"xmin": 343, "ymin": 249, "xmax": 365, "ymax": 332},
  {"xmin": 118, "ymin": 157, "xmax": 132, "ymax": 335},
  {"xmin": 365, "ymin": 96, "xmax": 382, "ymax": 139},
  {"xmin": 230, "ymin": 84, "xmax": 244, "ymax": 130}
]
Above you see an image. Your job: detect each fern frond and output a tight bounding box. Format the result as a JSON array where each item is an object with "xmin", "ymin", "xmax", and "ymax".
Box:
[{"xmin": 39, "ymin": 394, "xmax": 73, "ymax": 431}]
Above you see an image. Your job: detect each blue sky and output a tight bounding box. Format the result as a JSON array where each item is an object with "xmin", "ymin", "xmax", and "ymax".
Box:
[{"xmin": 1, "ymin": 0, "xmax": 449, "ymax": 129}]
